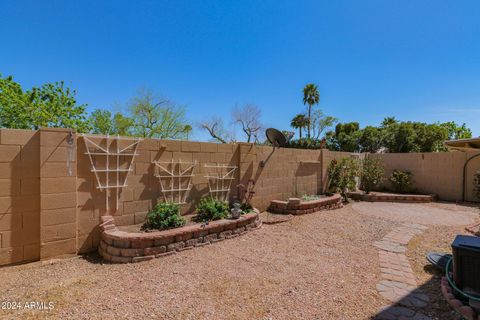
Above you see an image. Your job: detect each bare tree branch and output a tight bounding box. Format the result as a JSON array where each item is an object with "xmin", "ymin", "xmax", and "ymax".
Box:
[
  {"xmin": 232, "ymin": 104, "xmax": 263, "ymax": 143},
  {"xmin": 198, "ymin": 117, "xmax": 230, "ymax": 143}
]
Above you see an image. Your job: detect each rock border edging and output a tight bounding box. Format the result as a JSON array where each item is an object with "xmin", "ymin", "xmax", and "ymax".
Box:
[
  {"xmin": 441, "ymin": 276, "xmax": 479, "ymax": 320},
  {"xmin": 349, "ymin": 192, "xmax": 435, "ymax": 203},
  {"xmin": 268, "ymin": 194, "xmax": 342, "ymax": 215},
  {"xmin": 98, "ymin": 210, "xmax": 261, "ymax": 263}
]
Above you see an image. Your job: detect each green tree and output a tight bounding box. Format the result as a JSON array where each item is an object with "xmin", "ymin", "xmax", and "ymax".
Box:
[
  {"xmin": 112, "ymin": 112, "xmax": 134, "ymax": 136},
  {"xmin": 183, "ymin": 124, "xmax": 192, "ymax": 140},
  {"xmin": 311, "ymin": 110, "xmax": 337, "ymax": 139},
  {"xmin": 325, "ymin": 117, "xmax": 473, "ymax": 153},
  {"xmin": 0, "ymin": 75, "xmax": 30, "ymax": 129},
  {"xmin": 0, "ymin": 75, "xmax": 89, "ymax": 132},
  {"xmin": 383, "ymin": 122, "xmax": 417, "ymax": 153},
  {"xmin": 290, "ymin": 114, "xmax": 309, "ymax": 139},
  {"xmin": 439, "ymin": 121, "xmax": 472, "ymax": 140},
  {"xmin": 381, "ymin": 117, "xmax": 398, "ymax": 127},
  {"xmin": 326, "ymin": 122, "xmax": 361, "ymax": 152},
  {"xmin": 129, "ymin": 89, "xmax": 189, "ymax": 139},
  {"xmin": 89, "ymin": 109, "xmax": 134, "ymax": 136},
  {"xmin": 302, "ymin": 83, "xmax": 320, "ymax": 139},
  {"xmin": 89, "ymin": 109, "xmax": 114, "ymax": 134},
  {"xmin": 359, "ymin": 126, "xmax": 384, "ymax": 153}
]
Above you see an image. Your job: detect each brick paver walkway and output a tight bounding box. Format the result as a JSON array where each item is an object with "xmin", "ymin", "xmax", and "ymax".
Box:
[{"xmin": 375, "ymin": 223, "xmax": 431, "ymax": 320}]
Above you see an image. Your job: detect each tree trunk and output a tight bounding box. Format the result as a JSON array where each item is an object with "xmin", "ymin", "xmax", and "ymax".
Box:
[
  {"xmin": 299, "ymin": 127, "xmax": 302, "ymax": 139},
  {"xmin": 307, "ymin": 105, "xmax": 311, "ymax": 139}
]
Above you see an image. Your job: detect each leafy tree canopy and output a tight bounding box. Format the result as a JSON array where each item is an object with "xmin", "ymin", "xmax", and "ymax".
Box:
[
  {"xmin": 0, "ymin": 75, "xmax": 89, "ymax": 132},
  {"xmin": 89, "ymin": 109, "xmax": 134, "ymax": 136},
  {"xmin": 326, "ymin": 118, "xmax": 472, "ymax": 153},
  {"xmin": 129, "ymin": 88, "xmax": 189, "ymax": 139}
]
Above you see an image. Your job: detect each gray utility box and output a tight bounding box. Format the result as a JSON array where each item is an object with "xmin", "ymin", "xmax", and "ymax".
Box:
[{"xmin": 452, "ymin": 235, "xmax": 480, "ymax": 295}]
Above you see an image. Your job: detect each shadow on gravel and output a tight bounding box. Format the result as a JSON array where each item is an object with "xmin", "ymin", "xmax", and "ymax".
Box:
[
  {"xmin": 79, "ymin": 252, "xmax": 105, "ymax": 264},
  {"xmin": 371, "ymin": 269, "xmax": 463, "ymax": 320}
]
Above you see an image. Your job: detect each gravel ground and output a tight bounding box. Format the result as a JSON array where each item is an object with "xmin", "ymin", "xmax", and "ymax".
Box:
[
  {"xmin": 0, "ymin": 202, "xmax": 478, "ymax": 320},
  {"xmin": 352, "ymin": 201, "xmax": 478, "ymax": 226}
]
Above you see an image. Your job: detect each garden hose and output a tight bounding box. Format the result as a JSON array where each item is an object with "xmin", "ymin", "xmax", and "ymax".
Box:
[{"xmin": 445, "ymin": 257, "xmax": 480, "ymax": 302}]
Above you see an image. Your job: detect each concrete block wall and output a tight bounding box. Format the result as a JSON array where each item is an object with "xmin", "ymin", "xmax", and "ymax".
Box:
[
  {"xmin": 238, "ymin": 143, "xmax": 324, "ymax": 210},
  {"xmin": 75, "ymin": 136, "xmax": 238, "ymax": 253},
  {"xmin": 39, "ymin": 128, "xmax": 77, "ymax": 259},
  {"xmin": 0, "ymin": 129, "xmax": 40, "ymax": 265},
  {"xmin": 0, "ymin": 127, "xmax": 478, "ymax": 266},
  {"xmin": 370, "ymin": 151, "xmax": 480, "ymax": 202}
]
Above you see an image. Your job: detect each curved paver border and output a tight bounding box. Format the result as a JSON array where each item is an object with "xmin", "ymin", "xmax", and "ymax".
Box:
[
  {"xmin": 374, "ymin": 223, "xmax": 432, "ymax": 320},
  {"xmin": 98, "ymin": 210, "xmax": 262, "ymax": 263}
]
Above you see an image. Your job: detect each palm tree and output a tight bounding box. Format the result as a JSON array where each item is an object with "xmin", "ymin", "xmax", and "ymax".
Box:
[
  {"xmin": 183, "ymin": 124, "xmax": 192, "ymax": 140},
  {"xmin": 290, "ymin": 114, "xmax": 309, "ymax": 139},
  {"xmin": 302, "ymin": 83, "xmax": 320, "ymax": 139}
]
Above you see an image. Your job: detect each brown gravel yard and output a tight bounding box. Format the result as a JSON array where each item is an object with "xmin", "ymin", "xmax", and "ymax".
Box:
[{"xmin": 0, "ymin": 202, "xmax": 478, "ymax": 320}]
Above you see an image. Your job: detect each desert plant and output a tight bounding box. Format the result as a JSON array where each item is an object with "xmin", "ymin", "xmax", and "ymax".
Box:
[
  {"xmin": 473, "ymin": 171, "xmax": 480, "ymax": 200},
  {"xmin": 360, "ymin": 158, "xmax": 385, "ymax": 194},
  {"xmin": 389, "ymin": 169, "xmax": 412, "ymax": 193},
  {"xmin": 327, "ymin": 157, "xmax": 360, "ymax": 201},
  {"xmin": 237, "ymin": 179, "xmax": 255, "ymax": 211},
  {"xmin": 195, "ymin": 197, "xmax": 230, "ymax": 221},
  {"xmin": 142, "ymin": 202, "xmax": 186, "ymax": 231},
  {"xmin": 301, "ymin": 194, "xmax": 322, "ymax": 201}
]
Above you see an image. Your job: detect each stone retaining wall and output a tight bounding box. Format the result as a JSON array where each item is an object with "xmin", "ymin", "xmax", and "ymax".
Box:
[
  {"xmin": 98, "ymin": 211, "xmax": 261, "ymax": 263},
  {"xmin": 348, "ymin": 192, "xmax": 435, "ymax": 203},
  {"xmin": 268, "ymin": 194, "xmax": 342, "ymax": 215}
]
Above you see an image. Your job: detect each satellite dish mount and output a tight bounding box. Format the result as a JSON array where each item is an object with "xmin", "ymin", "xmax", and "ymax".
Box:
[{"xmin": 260, "ymin": 128, "xmax": 287, "ymax": 167}]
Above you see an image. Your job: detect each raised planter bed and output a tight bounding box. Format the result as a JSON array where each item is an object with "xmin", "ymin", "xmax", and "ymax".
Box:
[
  {"xmin": 268, "ymin": 194, "xmax": 342, "ymax": 215},
  {"xmin": 348, "ymin": 191, "xmax": 435, "ymax": 203},
  {"xmin": 98, "ymin": 210, "xmax": 261, "ymax": 263}
]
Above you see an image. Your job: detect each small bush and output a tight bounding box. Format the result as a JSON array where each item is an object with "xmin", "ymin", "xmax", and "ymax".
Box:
[
  {"xmin": 389, "ymin": 169, "xmax": 412, "ymax": 193},
  {"xmin": 142, "ymin": 202, "xmax": 186, "ymax": 231},
  {"xmin": 327, "ymin": 157, "xmax": 360, "ymax": 200},
  {"xmin": 301, "ymin": 194, "xmax": 322, "ymax": 201},
  {"xmin": 360, "ymin": 158, "xmax": 385, "ymax": 194},
  {"xmin": 196, "ymin": 197, "xmax": 229, "ymax": 221}
]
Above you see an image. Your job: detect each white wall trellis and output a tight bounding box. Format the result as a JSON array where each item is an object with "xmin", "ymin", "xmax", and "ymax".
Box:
[
  {"xmin": 153, "ymin": 159, "xmax": 197, "ymax": 205},
  {"xmin": 204, "ymin": 164, "xmax": 237, "ymax": 202},
  {"xmin": 82, "ymin": 134, "xmax": 141, "ymax": 213}
]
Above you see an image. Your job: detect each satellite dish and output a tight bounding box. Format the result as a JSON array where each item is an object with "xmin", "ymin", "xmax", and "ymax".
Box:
[
  {"xmin": 265, "ymin": 128, "xmax": 287, "ymax": 147},
  {"xmin": 260, "ymin": 128, "xmax": 287, "ymax": 167}
]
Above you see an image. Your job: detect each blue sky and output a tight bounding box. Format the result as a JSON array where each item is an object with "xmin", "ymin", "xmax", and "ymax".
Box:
[{"xmin": 1, "ymin": 0, "xmax": 479, "ymax": 140}]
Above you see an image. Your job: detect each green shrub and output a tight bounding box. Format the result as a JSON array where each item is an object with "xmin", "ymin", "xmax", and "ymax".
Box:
[
  {"xmin": 196, "ymin": 197, "xmax": 229, "ymax": 221},
  {"xmin": 327, "ymin": 157, "xmax": 360, "ymax": 200},
  {"xmin": 285, "ymin": 138, "xmax": 325, "ymax": 150},
  {"xmin": 142, "ymin": 202, "xmax": 186, "ymax": 231},
  {"xmin": 389, "ymin": 169, "xmax": 412, "ymax": 193},
  {"xmin": 360, "ymin": 158, "xmax": 385, "ymax": 194},
  {"xmin": 301, "ymin": 194, "xmax": 322, "ymax": 201}
]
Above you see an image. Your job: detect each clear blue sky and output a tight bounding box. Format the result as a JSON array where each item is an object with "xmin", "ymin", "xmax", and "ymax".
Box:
[{"xmin": 1, "ymin": 0, "xmax": 479, "ymax": 140}]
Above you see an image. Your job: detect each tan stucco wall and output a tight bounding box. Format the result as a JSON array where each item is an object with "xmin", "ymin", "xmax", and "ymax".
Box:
[{"xmin": 370, "ymin": 151, "xmax": 480, "ymax": 202}]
